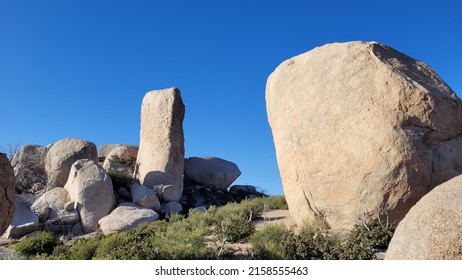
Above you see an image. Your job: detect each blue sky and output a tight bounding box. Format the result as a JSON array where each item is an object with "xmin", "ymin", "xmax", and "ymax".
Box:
[{"xmin": 1, "ymin": 0, "xmax": 461, "ymax": 195}]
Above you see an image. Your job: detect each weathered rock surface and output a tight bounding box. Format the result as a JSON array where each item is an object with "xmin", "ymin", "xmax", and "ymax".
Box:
[
  {"xmin": 136, "ymin": 87, "xmax": 185, "ymax": 200},
  {"xmin": 2, "ymin": 197, "xmax": 38, "ymax": 239},
  {"xmin": 184, "ymin": 157, "xmax": 241, "ymax": 191},
  {"xmin": 0, "ymin": 153, "xmax": 16, "ymax": 235},
  {"xmin": 152, "ymin": 184, "xmax": 182, "ymax": 202},
  {"xmin": 160, "ymin": 201, "xmax": 183, "ymax": 215},
  {"xmin": 131, "ymin": 183, "xmax": 161, "ymax": 210},
  {"xmin": 102, "ymin": 146, "xmax": 138, "ymax": 176},
  {"xmin": 64, "ymin": 159, "xmax": 116, "ymax": 233},
  {"xmin": 45, "ymin": 138, "xmax": 98, "ymax": 189},
  {"xmin": 99, "ymin": 144, "xmax": 138, "ymax": 160},
  {"xmin": 98, "ymin": 202, "xmax": 159, "ymax": 235},
  {"xmin": 266, "ymin": 41, "xmax": 462, "ymax": 232},
  {"xmin": 31, "ymin": 188, "xmax": 70, "ymax": 221},
  {"xmin": 11, "ymin": 145, "xmax": 48, "ymax": 192},
  {"xmin": 385, "ymin": 175, "xmax": 462, "ymax": 260}
]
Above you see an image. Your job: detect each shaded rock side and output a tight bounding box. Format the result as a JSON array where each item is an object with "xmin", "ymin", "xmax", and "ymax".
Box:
[
  {"xmin": 2, "ymin": 197, "xmax": 38, "ymax": 239},
  {"xmin": 136, "ymin": 87, "xmax": 185, "ymax": 200},
  {"xmin": 385, "ymin": 175, "xmax": 462, "ymax": 260},
  {"xmin": 184, "ymin": 157, "xmax": 241, "ymax": 191},
  {"xmin": 64, "ymin": 159, "xmax": 116, "ymax": 233},
  {"xmin": 11, "ymin": 144, "xmax": 48, "ymax": 192},
  {"xmin": 266, "ymin": 41, "xmax": 462, "ymax": 232},
  {"xmin": 45, "ymin": 138, "xmax": 98, "ymax": 189},
  {"xmin": 0, "ymin": 153, "xmax": 16, "ymax": 235}
]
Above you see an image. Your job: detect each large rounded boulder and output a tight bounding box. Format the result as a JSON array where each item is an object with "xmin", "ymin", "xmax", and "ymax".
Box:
[
  {"xmin": 266, "ymin": 41, "xmax": 462, "ymax": 232},
  {"xmin": 45, "ymin": 138, "xmax": 98, "ymax": 189},
  {"xmin": 0, "ymin": 153, "xmax": 16, "ymax": 235},
  {"xmin": 385, "ymin": 175, "xmax": 462, "ymax": 260}
]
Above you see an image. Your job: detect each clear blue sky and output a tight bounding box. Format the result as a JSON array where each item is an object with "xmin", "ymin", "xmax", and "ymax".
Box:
[{"xmin": 1, "ymin": 1, "xmax": 461, "ymax": 195}]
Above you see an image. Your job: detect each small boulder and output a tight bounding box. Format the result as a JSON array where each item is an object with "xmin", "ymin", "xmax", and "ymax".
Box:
[
  {"xmin": 131, "ymin": 183, "xmax": 161, "ymax": 210},
  {"xmin": 98, "ymin": 202, "xmax": 159, "ymax": 235},
  {"xmin": 103, "ymin": 146, "xmax": 137, "ymax": 176},
  {"xmin": 31, "ymin": 188, "xmax": 70, "ymax": 221},
  {"xmin": 161, "ymin": 202, "xmax": 183, "ymax": 215},
  {"xmin": 184, "ymin": 157, "xmax": 241, "ymax": 190},
  {"xmin": 229, "ymin": 185, "xmax": 257, "ymax": 194},
  {"xmin": 151, "ymin": 184, "xmax": 182, "ymax": 202},
  {"xmin": 64, "ymin": 159, "xmax": 116, "ymax": 233},
  {"xmin": 385, "ymin": 175, "xmax": 462, "ymax": 260},
  {"xmin": 0, "ymin": 153, "xmax": 16, "ymax": 236},
  {"xmin": 45, "ymin": 138, "xmax": 98, "ymax": 189},
  {"xmin": 99, "ymin": 144, "xmax": 138, "ymax": 160}
]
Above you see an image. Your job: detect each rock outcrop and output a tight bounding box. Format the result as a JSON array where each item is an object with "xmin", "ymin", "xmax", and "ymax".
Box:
[
  {"xmin": 0, "ymin": 153, "xmax": 15, "ymax": 236},
  {"xmin": 45, "ymin": 138, "xmax": 98, "ymax": 189},
  {"xmin": 11, "ymin": 145, "xmax": 48, "ymax": 192},
  {"xmin": 136, "ymin": 87, "xmax": 185, "ymax": 201},
  {"xmin": 64, "ymin": 159, "xmax": 116, "ymax": 233},
  {"xmin": 385, "ymin": 175, "xmax": 462, "ymax": 260},
  {"xmin": 184, "ymin": 157, "xmax": 241, "ymax": 191},
  {"xmin": 266, "ymin": 41, "xmax": 462, "ymax": 232},
  {"xmin": 98, "ymin": 202, "xmax": 159, "ymax": 235},
  {"xmin": 31, "ymin": 188, "xmax": 70, "ymax": 222}
]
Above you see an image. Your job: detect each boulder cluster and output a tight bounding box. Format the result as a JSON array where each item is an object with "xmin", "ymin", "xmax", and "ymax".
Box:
[{"xmin": 1, "ymin": 88, "xmax": 260, "ymax": 239}]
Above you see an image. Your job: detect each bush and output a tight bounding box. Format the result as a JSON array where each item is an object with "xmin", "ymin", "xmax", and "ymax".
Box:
[
  {"xmin": 336, "ymin": 220, "xmax": 396, "ymax": 260},
  {"xmin": 107, "ymin": 170, "xmax": 135, "ymax": 191},
  {"xmin": 212, "ymin": 203, "xmax": 255, "ymax": 243},
  {"xmin": 249, "ymin": 224, "xmax": 290, "ymax": 259},
  {"xmin": 14, "ymin": 232, "xmax": 61, "ymax": 258}
]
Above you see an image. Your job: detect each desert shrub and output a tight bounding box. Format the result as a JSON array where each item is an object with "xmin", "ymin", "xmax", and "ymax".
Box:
[
  {"xmin": 14, "ymin": 232, "xmax": 61, "ymax": 258},
  {"xmin": 280, "ymin": 224, "xmax": 340, "ymax": 260},
  {"xmin": 66, "ymin": 237, "xmax": 102, "ymax": 260},
  {"xmin": 249, "ymin": 224, "xmax": 291, "ymax": 259},
  {"xmin": 107, "ymin": 170, "xmax": 134, "ymax": 191},
  {"xmin": 336, "ymin": 220, "xmax": 396, "ymax": 260},
  {"xmin": 109, "ymin": 154, "xmax": 135, "ymax": 169},
  {"xmin": 261, "ymin": 196, "xmax": 288, "ymax": 210},
  {"xmin": 212, "ymin": 203, "xmax": 255, "ymax": 243}
]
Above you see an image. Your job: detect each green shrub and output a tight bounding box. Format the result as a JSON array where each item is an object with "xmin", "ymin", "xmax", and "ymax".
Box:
[
  {"xmin": 212, "ymin": 203, "xmax": 255, "ymax": 243},
  {"xmin": 337, "ymin": 220, "xmax": 396, "ymax": 260},
  {"xmin": 109, "ymin": 154, "xmax": 135, "ymax": 169},
  {"xmin": 250, "ymin": 224, "xmax": 290, "ymax": 259},
  {"xmin": 107, "ymin": 170, "xmax": 135, "ymax": 191},
  {"xmin": 14, "ymin": 232, "xmax": 61, "ymax": 258}
]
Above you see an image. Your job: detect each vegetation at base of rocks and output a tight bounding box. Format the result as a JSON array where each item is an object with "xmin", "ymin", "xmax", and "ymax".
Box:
[
  {"xmin": 249, "ymin": 219, "xmax": 396, "ymax": 260},
  {"xmin": 107, "ymin": 169, "xmax": 135, "ymax": 191},
  {"xmin": 12, "ymin": 196, "xmax": 394, "ymax": 260},
  {"xmin": 14, "ymin": 231, "xmax": 62, "ymax": 258}
]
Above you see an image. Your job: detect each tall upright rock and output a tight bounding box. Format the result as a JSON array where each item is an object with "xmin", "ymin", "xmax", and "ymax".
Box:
[
  {"xmin": 136, "ymin": 87, "xmax": 185, "ymax": 202},
  {"xmin": 0, "ymin": 153, "xmax": 16, "ymax": 235},
  {"xmin": 266, "ymin": 41, "xmax": 462, "ymax": 232}
]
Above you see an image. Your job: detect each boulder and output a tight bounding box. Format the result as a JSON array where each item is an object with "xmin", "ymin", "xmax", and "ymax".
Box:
[
  {"xmin": 266, "ymin": 41, "xmax": 462, "ymax": 232},
  {"xmin": 161, "ymin": 202, "xmax": 183, "ymax": 215},
  {"xmin": 130, "ymin": 183, "xmax": 161, "ymax": 210},
  {"xmin": 151, "ymin": 184, "xmax": 182, "ymax": 202},
  {"xmin": 45, "ymin": 138, "xmax": 98, "ymax": 189},
  {"xmin": 31, "ymin": 188, "xmax": 70, "ymax": 221},
  {"xmin": 385, "ymin": 175, "xmax": 462, "ymax": 259},
  {"xmin": 184, "ymin": 157, "xmax": 241, "ymax": 190},
  {"xmin": 103, "ymin": 146, "xmax": 137, "ymax": 176},
  {"xmin": 230, "ymin": 185, "xmax": 257, "ymax": 194},
  {"xmin": 11, "ymin": 145, "xmax": 48, "ymax": 192},
  {"xmin": 64, "ymin": 159, "xmax": 116, "ymax": 233},
  {"xmin": 136, "ymin": 87, "xmax": 185, "ymax": 200},
  {"xmin": 99, "ymin": 144, "xmax": 138, "ymax": 160},
  {"xmin": 98, "ymin": 202, "xmax": 159, "ymax": 235},
  {"xmin": 2, "ymin": 197, "xmax": 38, "ymax": 239},
  {"xmin": 0, "ymin": 153, "xmax": 16, "ymax": 235}
]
